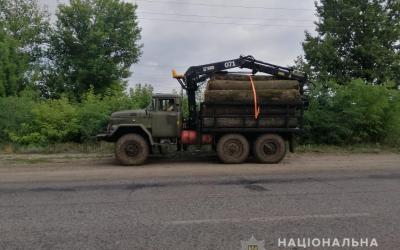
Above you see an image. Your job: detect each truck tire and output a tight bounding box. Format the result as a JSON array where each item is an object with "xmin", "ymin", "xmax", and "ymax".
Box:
[
  {"xmin": 217, "ymin": 134, "xmax": 249, "ymax": 164},
  {"xmin": 253, "ymin": 134, "xmax": 286, "ymax": 163},
  {"xmin": 115, "ymin": 134, "xmax": 149, "ymax": 166}
]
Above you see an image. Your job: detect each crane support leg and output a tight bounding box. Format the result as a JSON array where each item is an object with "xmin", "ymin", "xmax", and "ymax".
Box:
[{"xmin": 187, "ymin": 89, "xmax": 197, "ymax": 130}]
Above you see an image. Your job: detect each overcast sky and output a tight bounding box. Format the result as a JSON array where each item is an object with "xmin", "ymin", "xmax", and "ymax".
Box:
[{"xmin": 39, "ymin": 0, "xmax": 318, "ymax": 93}]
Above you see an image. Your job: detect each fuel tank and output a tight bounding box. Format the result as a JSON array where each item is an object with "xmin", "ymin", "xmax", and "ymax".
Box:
[{"xmin": 181, "ymin": 130, "xmax": 213, "ymax": 145}]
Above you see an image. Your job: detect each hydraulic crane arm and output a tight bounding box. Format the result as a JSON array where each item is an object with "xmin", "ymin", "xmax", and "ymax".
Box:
[{"xmin": 172, "ymin": 55, "xmax": 307, "ymax": 129}]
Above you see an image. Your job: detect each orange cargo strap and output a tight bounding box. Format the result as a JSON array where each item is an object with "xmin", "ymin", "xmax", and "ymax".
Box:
[{"xmin": 249, "ymin": 75, "xmax": 261, "ymax": 119}]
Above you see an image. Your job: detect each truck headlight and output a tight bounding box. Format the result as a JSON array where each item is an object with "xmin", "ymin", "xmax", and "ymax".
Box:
[
  {"xmin": 109, "ymin": 125, "xmax": 118, "ymax": 133},
  {"xmin": 107, "ymin": 123, "xmax": 113, "ymax": 132}
]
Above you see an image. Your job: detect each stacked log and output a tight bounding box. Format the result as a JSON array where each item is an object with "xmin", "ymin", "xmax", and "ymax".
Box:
[
  {"xmin": 202, "ymin": 74, "xmax": 302, "ymax": 128},
  {"xmin": 210, "ymin": 74, "xmax": 278, "ymax": 81},
  {"xmin": 204, "ymin": 89, "xmax": 301, "ymax": 104},
  {"xmin": 202, "ymin": 117, "xmax": 298, "ymax": 128},
  {"xmin": 201, "ymin": 105, "xmax": 297, "ymax": 116},
  {"xmin": 207, "ymin": 80, "xmax": 300, "ymax": 91}
]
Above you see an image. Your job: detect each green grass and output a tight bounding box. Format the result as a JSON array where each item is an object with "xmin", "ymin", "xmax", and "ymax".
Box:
[
  {"xmin": 1, "ymin": 142, "xmax": 399, "ymax": 155},
  {"xmin": 0, "ymin": 142, "xmax": 114, "ymax": 154},
  {"xmin": 297, "ymin": 143, "xmax": 400, "ymax": 154}
]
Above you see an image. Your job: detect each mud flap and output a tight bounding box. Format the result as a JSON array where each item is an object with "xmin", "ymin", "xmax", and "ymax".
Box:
[{"xmin": 289, "ymin": 134, "xmax": 295, "ymax": 153}]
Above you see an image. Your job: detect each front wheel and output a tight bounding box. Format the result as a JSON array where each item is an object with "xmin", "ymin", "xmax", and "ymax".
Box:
[
  {"xmin": 115, "ymin": 134, "xmax": 149, "ymax": 166},
  {"xmin": 253, "ymin": 134, "xmax": 286, "ymax": 163},
  {"xmin": 217, "ymin": 134, "xmax": 249, "ymax": 164}
]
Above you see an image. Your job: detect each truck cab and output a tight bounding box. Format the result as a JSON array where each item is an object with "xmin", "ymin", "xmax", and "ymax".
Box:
[
  {"xmin": 148, "ymin": 94, "xmax": 182, "ymax": 138},
  {"xmin": 97, "ymin": 94, "xmax": 182, "ymax": 165}
]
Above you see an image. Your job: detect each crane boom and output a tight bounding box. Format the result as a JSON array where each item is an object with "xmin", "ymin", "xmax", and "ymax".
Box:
[{"xmin": 172, "ymin": 55, "xmax": 307, "ymax": 129}]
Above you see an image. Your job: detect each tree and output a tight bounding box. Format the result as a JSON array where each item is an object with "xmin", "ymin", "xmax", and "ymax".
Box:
[
  {"xmin": 48, "ymin": 0, "xmax": 142, "ymax": 99},
  {"xmin": 303, "ymin": 0, "xmax": 400, "ymax": 85},
  {"xmin": 0, "ymin": 28, "xmax": 28, "ymax": 96},
  {"xmin": 0, "ymin": 0, "xmax": 50, "ymax": 95},
  {"xmin": 129, "ymin": 84, "xmax": 153, "ymax": 108}
]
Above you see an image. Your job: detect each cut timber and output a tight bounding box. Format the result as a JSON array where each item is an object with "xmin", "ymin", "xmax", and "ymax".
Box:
[
  {"xmin": 204, "ymin": 90, "xmax": 301, "ymax": 104},
  {"xmin": 202, "ymin": 117, "xmax": 298, "ymax": 128},
  {"xmin": 211, "ymin": 74, "xmax": 278, "ymax": 81},
  {"xmin": 202, "ymin": 106, "xmax": 298, "ymax": 116},
  {"xmin": 207, "ymin": 80, "xmax": 299, "ymax": 90}
]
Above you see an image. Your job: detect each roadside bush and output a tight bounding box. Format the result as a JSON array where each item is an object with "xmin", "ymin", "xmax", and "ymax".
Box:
[
  {"xmin": 302, "ymin": 79, "xmax": 400, "ymax": 146},
  {"xmin": 384, "ymin": 90, "xmax": 400, "ymax": 146},
  {"xmin": 7, "ymin": 97, "xmax": 79, "ymax": 145},
  {"xmin": 1, "ymin": 79, "xmax": 398, "ymax": 148},
  {"xmin": 77, "ymin": 90, "xmax": 111, "ymax": 142},
  {"xmin": 78, "ymin": 84, "xmax": 152, "ymax": 141},
  {"xmin": 0, "ymin": 91, "xmax": 36, "ymax": 142},
  {"xmin": 0, "ymin": 84, "xmax": 153, "ymax": 146}
]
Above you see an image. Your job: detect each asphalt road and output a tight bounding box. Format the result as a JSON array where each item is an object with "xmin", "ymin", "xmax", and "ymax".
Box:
[{"xmin": 0, "ymin": 153, "xmax": 399, "ymax": 249}]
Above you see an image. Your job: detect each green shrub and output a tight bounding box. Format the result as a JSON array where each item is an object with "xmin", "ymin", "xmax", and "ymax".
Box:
[
  {"xmin": 302, "ymin": 79, "xmax": 400, "ymax": 146},
  {"xmin": 0, "ymin": 92, "xmax": 36, "ymax": 141},
  {"xmin": 7, "ymin": 97, "xmax": 80, "ymax": 145},
  {"xmin": 384, "ymin": 90, "xmax": 400, "ymax": 146},
  {"xmin": 78, "ymin": 84, "xmax": 152, "ymax": 141},
  {"xmin": 1, "ymin": 80, "xmax": 398, "ymax": 148},
  {"xmin": 0, "ymin": 84, "xmax": 153, "ymax": 146},
  {"xmin": 77, "ymin": 90, "xmax": 111, "ymax": 142}
]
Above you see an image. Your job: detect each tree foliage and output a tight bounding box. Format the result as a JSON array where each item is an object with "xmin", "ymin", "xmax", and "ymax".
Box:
[
  {"xmin": 302, "ymin": 79, "xmax": 400, "ymax": 145},
  {"xmin": 0, "ymin": 29, "xmax": 28, "ymax": 96},
  {"xmin": 0, "ymin": 0, "xmax": 50, "ymax": 94},
  {"xmin": 0, "ymin": 84, "xmax": 153, "ymax": 145},
  {"xmin": 47, "ymin": 0, "xmax": 142, "ymax": 98},
  {"xmin": 0, "ymin": 90, "xmax": 36, "ymax": 143},
  {"xmin": 0, "ymin": 0, "xmax": 49, "ymax": 48},
  {"xmin": 299, "ymin": 0, "xmax": 400, "ymax": 147},
  {"xmin": 303, "ymin": 0, "xmax": 400, "ymax": 85},
  {"xmin": 78, "ymin": 84, "xmax": 152, "ymax": 141}
]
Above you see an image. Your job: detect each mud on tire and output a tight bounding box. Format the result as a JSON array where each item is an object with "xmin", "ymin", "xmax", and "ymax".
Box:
[
  {"xmin": 217, "ymin": 134, "xmax": 249, "ymax": 164},
  {"xmin": 253, "ymin": 134, "xmax": 286, "ymax": 164},
  {"xmin": 115, "ymin": 134, "xmax": 149, "ymax": 166}
]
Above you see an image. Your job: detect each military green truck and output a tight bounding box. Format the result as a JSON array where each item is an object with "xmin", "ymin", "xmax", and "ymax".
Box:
[{"xmin": 97, "ymin": 55, "xmax": 307, "ymax": 165}]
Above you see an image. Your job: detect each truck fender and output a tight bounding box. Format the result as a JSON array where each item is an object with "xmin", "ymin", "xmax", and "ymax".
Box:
[{"xmin": 110, "ymin": 124, "xmax": 154, "ymax": 145}]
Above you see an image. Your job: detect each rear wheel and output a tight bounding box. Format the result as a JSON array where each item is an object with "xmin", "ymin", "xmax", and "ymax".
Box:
[
  {"xmin": 115, "ymin": 134, "xmax": 149, "ymax": 166},
  {"xmin": 253, "ymin": 134, "xmax": 286, "ymax": 163},
  {"xmin": 217, "ymin": 134, "xmax": 249, "ymax": 164}
]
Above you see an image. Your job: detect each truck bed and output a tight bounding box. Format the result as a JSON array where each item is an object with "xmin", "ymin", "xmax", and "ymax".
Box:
[{"xmin": 199, "ymin": 102, "xmax": 304, "ymax": 133}]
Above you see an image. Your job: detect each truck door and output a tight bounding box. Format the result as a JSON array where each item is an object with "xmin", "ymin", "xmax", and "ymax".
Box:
[{"xmin": 151, "ymin": 98, "xmax": 180, "ymax": 137}]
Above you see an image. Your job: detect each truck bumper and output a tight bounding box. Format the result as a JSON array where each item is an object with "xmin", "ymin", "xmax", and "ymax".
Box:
[{"xmin": 96, "ymin": 133, "xmax": 112, "ymax": 142}]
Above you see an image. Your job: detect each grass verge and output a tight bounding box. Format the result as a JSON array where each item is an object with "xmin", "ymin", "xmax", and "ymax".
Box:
[
  {"xmin": 297, "ymin": 143, "xmax": 400, "ymax": 154},
  {"xmin": 1, "ymin": 142, "xmax": 399, "ymax": 155},
  {"xmin": 0, "ymin": 142, "xmax": 114, "ymax": 154}
]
